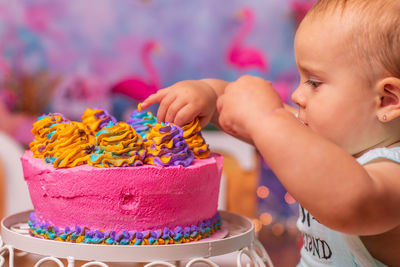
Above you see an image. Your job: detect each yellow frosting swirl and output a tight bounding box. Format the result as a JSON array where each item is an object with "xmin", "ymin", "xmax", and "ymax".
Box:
[
  {"xmin": 144, "ymin": 123, "xmax": 194, "ymax": 167},
  {"xmin": 44, "ymin": 122, "xmax": 96, "ymax": 168},
  {"xmin": 30, "ymin": 113, "xmax": 69, "ymax": 158},
  {"xmin": 144, "ymin": 124, "xmax": 172, "ymax": 165},
  {"xmin": 29, "ymin": 111, "xmax": 211, "ymax": 169},
  {"xmin": 88, "ymin": 122, "xmax": 145, "ymax": 167},
  {"xmin": 81, "ymin": 108, "xmax": 116, "ymax": 133},
  {"xmin": 181, "ymin": 118, "xmax": 210, "ymax": 159}
]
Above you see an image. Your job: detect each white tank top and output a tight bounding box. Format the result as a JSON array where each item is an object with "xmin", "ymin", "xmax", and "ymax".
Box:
[{"xmin": 296, "ymin": 147, "xmax": 400, "ymax": 267}]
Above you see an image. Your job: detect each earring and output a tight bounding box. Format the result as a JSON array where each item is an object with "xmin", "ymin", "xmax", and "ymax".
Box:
[{"xmin": 382, "ymin": 114, "xmax": 387, "ymax": 121}]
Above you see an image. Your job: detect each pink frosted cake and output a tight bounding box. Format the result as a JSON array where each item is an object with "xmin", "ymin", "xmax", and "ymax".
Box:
[{"xmin": 22, "ymin": 108, "xmax": 223, "ymax": 245}]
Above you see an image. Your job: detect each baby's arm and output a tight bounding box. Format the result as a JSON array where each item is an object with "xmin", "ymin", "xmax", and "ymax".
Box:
[
  {"xmin": 217, "ymin": 75, "xmax": 400, "ymax": 236},
  {"xmin": 142, "ymin": 78, "xmax": 296, "ymax": 130},
  {"xmin": 252, "ymin": 111, "xmax": 400, "ymax": 235},
  {"xmin": 256, "ymin": 112, "xmax": 400, "ymax": 235}
]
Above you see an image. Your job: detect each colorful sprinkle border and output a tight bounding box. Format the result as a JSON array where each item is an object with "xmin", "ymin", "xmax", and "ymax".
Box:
[{"xmin": 28, "ymin": 212, "xmax": 222, "ymax": 245}]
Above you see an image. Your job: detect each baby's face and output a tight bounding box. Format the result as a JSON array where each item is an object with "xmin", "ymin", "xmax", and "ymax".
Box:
[{"xmin": 292, "ymin": 14, "xmax": 382, "ymax": 155}]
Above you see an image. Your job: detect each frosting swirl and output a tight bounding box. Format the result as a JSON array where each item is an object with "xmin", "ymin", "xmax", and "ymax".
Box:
[
  {"xmin": 144, "ymin": 123, "xmax": 194, "ymax": 167},
  {"xmin": 126, "ymin": 110, "xmax": 157, "ymax": 139},
  {"xmin": 44, "ymin": 122, "xmax": 96, "ymax": 168},
  {"xmin": 88, "ymin": 122, "xmax": 145, "ymax": 167},
  {"xmin": 82, "ymin": 108, "xmax": 117, "ymax": 133},
  {"xmin": 181, "ymin": 118, "xmax": 210, "ymax": 159},
  {"xmin": 28, "ymin": 212, "xmax": 222, "ymax": 245},
  {"xmin": 30, "ymin": 113, "xmax": 69, "ymax": 158},
  {"xmin": 29, "ymin": 111, "xmax": 211, "ymax": 168}
]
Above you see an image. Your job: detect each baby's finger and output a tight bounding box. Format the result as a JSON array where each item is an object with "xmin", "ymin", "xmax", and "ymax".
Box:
[
  {"xmin": 165, "ymin": 100, "xmax": 187, "ymax": 124},
  {"xmin": 174, "ymin": 104, "xmax": 197, "ymax": 126},
  {"xmin": 199, "ymin": 115, "xmax": 212, "ymax": 128},
  {"xmin": 141, "ymin": 89, "xmax": 168, "ymax": 109},
  {"xmin": 157, "ymin": 94, "xmax": 176, "ymax": 123}
]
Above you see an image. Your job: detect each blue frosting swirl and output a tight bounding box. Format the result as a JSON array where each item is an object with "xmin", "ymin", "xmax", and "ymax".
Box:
[{"xmin": 126, "ymin": 110, "xmax": 157, "ymax": 139}]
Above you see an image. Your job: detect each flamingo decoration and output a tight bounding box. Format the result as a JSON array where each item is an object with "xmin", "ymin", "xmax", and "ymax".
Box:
[
  {"xmin": 227, "ymin": 7, "xmax": 269, "ymax": 73},
  {"xmin": 291, "ymin": 0, "xmax": 315, "ymax": 26},
  {"xmin": 111, "ymin": 41, "xmax": 161, "ymax": 101}
]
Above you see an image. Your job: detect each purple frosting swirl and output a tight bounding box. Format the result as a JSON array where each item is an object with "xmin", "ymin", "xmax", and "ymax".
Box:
[
  {"xmin": 147, "ymin": 124, "xmax": 194, "ymax": 167},
  {"xmin": 126, "ymin": 110, "xmax": 157, "ymax": 138},
  {"xmin": 94, "ymin": 109, "xmax": 117, "ymax": 129}
]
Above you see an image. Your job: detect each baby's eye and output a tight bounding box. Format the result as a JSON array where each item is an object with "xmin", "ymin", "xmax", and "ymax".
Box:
[{"xmin": 305, "ymin": 80, "xmax": 322, "ymax": 88}]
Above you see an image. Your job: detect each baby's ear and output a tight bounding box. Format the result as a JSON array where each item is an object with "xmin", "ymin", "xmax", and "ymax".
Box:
[{"xmin": 376, "ymin": 77, "xmax": 400, "ymax": 122}]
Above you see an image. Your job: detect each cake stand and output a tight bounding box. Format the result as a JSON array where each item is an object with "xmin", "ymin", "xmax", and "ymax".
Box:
[{"xmin": 0, "ymin": 210, "xmax": 273, "ymax": 267}]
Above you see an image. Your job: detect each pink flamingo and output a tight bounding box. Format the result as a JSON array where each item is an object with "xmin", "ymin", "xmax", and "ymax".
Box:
[
  {"xmin": 291, "ymin": 0, "xmax": 315, "ymax": 26},
  {"xmin": 227, "ymin": 7, "xmax": 269, "ymax": 73},
  {"xmin": 111, "ymin": 41, "xmax": 161, "ymax": 101}
]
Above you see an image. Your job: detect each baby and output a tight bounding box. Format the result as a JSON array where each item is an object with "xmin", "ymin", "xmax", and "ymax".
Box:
[{"xmin": 141, "ymin": 0, "xmax": 400, "ymax": 266}]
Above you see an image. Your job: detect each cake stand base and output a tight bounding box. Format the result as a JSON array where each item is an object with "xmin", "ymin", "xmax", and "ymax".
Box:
[{"xmin": 0, "ymin": 210, "xmax": 273, "ymax": 267}]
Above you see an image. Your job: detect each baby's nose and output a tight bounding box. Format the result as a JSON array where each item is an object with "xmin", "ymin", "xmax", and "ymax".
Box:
[{"xmin": 291, "ymin": 87, "xmax": 306, "ymax": 108}]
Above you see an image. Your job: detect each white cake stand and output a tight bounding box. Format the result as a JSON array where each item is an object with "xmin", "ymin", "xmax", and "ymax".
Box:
[{"xmin": 0, "ymin": 210, "xmax": 273, "ymax": 267}]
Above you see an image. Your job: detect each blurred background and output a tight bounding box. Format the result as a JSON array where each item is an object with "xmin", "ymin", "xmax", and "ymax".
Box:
[{"xmin": 0, "ymin": 0, "xmax": 316, "ymax": 266}]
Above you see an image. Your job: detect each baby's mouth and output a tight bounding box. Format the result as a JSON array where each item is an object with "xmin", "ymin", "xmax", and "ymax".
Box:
[
  {"xmin": 296, "ymin": 114, "xmax": 308, "ymax": 126},
  {"xmin": 296, "ymin": 116, "xmax": 308, "ymax": 126}
]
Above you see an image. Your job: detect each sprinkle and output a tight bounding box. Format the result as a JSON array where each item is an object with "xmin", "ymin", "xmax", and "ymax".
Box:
[{"xmin": 138, "ymin": 103, "xmax": 142, "ymax": 112}]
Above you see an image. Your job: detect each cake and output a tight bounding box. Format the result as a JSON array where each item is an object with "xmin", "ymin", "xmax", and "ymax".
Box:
[{"xmin": 22, "ymin": 108, "xmax": 223, "ymax": 245}]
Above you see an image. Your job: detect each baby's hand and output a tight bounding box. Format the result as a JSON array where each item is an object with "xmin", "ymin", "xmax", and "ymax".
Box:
[
  {"xmin": 141, "ymin": 80, "xmax": 218, "ymax": 127},
  {"xmin": 217, "ymin": 75, "xmax": 284, "ymax": 139}
]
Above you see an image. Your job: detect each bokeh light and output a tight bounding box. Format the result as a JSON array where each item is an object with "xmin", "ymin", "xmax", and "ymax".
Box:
[
  {"xmin": 256, "ymin": 186, "xmax": 270, "ymax": 199},
  {"xmin": 259, "ymin": 212, "xmax": 273, "ymax": 226},
  {"xmin": 284, "ymin": 192, "xmax": 296, "ymax": 204}
]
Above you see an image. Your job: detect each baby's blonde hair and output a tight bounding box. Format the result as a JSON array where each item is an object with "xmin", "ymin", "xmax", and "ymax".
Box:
[{"xmin": 306, "ymin": 0, "xmax": 400, "ymax": 81}]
